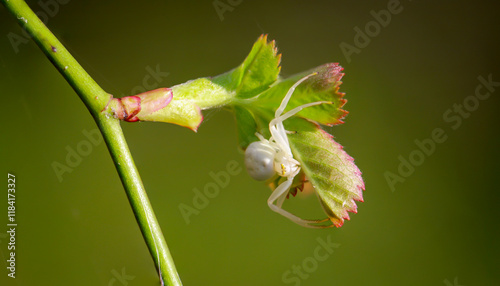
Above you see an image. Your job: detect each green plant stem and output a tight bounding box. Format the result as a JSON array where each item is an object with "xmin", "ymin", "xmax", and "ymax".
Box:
[{"xmin": 1, "ymin": 1, "xmax": 182, "ymax": 285}]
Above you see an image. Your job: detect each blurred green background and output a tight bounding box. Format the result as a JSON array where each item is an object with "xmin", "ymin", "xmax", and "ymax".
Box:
[{"xmin": 1, "ymin": 0, "xmax": 499, "ymax": 285}]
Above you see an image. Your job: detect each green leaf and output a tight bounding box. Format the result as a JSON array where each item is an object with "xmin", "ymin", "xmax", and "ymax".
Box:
[
  {"xmin": 232, "ymin": 105, "xmax": 259, "ymax": 148},
  {"xmin": 287, "ymin": 118, "xmax": 365, "ymax": 227},
  {"xmin": 215, "ymin": 34, "xmax": 281, "ymax": 98},
  {"xmin": 256, "ymin": 63, "xmax": 348, "ymax": 126},
  {"xmin": 170, "ymin": 78, "xmax": 234, "ymax": 110},
  {"xmin": 232, "ymin": 63, "xmax": 348, "ymax": 149},
  {"xmin": 139, "ymin": 78, "xmax": 235, "ymax": 131},
  {"xmin": 138, "ymin": 98, "xmax": 203, "ymax": 131}
]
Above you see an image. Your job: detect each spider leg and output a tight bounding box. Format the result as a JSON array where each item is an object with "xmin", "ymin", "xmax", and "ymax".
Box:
[
  {"xmin": 268, "ymin": 178, "xmax": 293, "ymax": 206},
  {"xmin": 268, "ymin": 100, "xmax": 330, "ymax": 156},
  {"xmin": 254, "ymin": 132, "xmax": 267, "ymax": 141},
  {"xmin": 275, "ymin": 72, "xmax": 318, "ymax": 118},
  {"xmin": 268, "ymin": 179, "xmax": 335, "ymax": 228},
  {"xmin": 276, "ymin": 188, "xmax": 288, "ymax": 208},
  {"xmin": 271, "ymin": 101, "xmax": 331, "ymax": 127},
  {"xmin": 269, "ymin": 125, "xmax": 292, "ymax": 155}
]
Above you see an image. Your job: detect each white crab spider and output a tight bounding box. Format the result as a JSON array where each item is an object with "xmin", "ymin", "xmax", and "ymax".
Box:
[{"xmin": 245, "ymin": 73, "xmax": 332, "ymax": 228}]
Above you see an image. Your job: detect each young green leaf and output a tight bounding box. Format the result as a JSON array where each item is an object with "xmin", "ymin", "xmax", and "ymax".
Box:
[
  {"xmin": 287, "ymin": 118, "xmax": 365, "ymax": 227},
  {"xmin": 138, "ymin": 98, "xmax": 203, "ymax": 131},
  {"xmin": 256, "ymin": 63, "xmax": 348, "ymax": 126},
  {"xmin": 232, "ymin": 105, "xmax": 259, "ymax": 148},
  {"xmin": 214, "ymin": 34, "xmax": 281, "ymax": 98}
]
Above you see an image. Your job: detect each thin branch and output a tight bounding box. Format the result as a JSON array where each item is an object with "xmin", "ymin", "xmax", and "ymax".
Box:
[{"xmin": 1, "ymin": 1, "xmax": 182, "ymax": 285}]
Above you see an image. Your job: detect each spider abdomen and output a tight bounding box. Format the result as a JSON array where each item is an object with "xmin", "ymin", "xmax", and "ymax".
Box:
[{"xmin": 245, "ymin": 141, "xmax": 276, "ymax": 181}]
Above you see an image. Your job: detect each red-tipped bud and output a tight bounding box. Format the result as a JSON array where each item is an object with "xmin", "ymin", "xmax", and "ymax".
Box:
[{"xmin": 108, "ymin": 88, "xmax": 173, "ymax": 122}]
